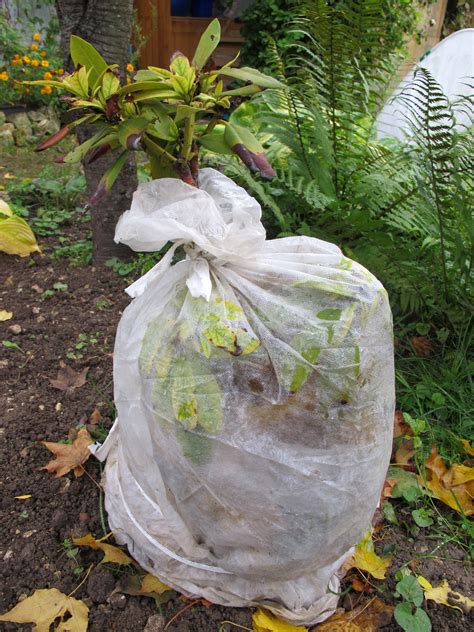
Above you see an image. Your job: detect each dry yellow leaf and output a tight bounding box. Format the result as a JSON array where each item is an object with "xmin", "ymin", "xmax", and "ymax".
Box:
[
  {"xmin": 346, "ymin": 530, "xmax": 392, "ymax": 580},
  {"xmin": 15, "ymin": 494, "xmax": 32, "ymax": 500},
  {"xmin": 417, "ymin": 577, "xmax": 474, "ymax": 613},
  {"xmin": 252, "ymin": 608, "xmax": 308, "ymax": 632},
  {"xmin": 73, "ymin": 532, "xmax": 132, "ymax": 565},
  {"xmin": 0, "ymin": 310, "xmax": 13, "ymax": 321},
  {"xmin": 460, "ymin": 439, "xmax": 474, "ymax": 456},
  {"xmin": 41, "ymin": 427, "xmax": 94, "ymax": 478},
  {"xmin": 0, "ymin": 587, "xmax": 88, "ymax": 631},
  {"xmin": 140, "ymin": 573, "xmax": 170, "ymax": 594},
  {"xmin": 315, "ymin": 598, "xmax": 394, "ymax": 631},
  {"xmin": 422, "ymin": 447, "xmax": 474, "ymax": 516}
]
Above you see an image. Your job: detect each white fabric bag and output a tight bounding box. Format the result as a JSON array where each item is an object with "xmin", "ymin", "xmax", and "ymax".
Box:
[{"xmin": 95, "ymin": 168, "xmax": 394, "ymax": 625}]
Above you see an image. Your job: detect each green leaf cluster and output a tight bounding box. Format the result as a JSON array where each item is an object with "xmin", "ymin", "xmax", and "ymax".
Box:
[{"xmin": 25, "ymin": 20, "xmax": 282, "ymax": 203}]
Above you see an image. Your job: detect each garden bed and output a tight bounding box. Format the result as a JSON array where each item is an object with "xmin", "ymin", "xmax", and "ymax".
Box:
[{"xmin": 0, "ymin": 153, "xmax": 472, "ymax": 631}]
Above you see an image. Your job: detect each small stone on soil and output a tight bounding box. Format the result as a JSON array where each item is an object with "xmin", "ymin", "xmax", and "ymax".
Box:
[
  {"xmin": 8, "ymin": 324, "xmax": 22, "ymax": 334},
  {"xmin": 144, "ymin": 614, "xmax": 166, "ymax": 632},
  {"xmin": 51, "ymin": 508, "xmax": 68, "ymax": 531},
  {"xmin": 107, "ymin": 592, "xmax": 127, "ymax": 610}
]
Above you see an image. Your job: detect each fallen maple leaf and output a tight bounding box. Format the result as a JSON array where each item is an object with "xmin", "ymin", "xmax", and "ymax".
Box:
[
  {"xmin": 411, "ymin": 336, "xmax": 433, "ymax": 356},
  {"xmin": 0, "ymin": 310, "xmax": 13, "ymax": 321},
  {"xmin": 48, "ymin": 362, "xmax": 89, "ymax": 393},
  {"xmin": 314, "ymin": 598, "xmax": 394, "ymax": 631},
  {"xmin": 41, "ymin": 427, "xmax": 93, "ymax": 477},
  {"xmin": 422, "ymin": 446, "xmax": 474, "ymax": 515},
  {"xmin": 0, "ymin": 587, "xmax": 88, "ymax": 631},
  {"xmin": 418, "ymin": 576, "xmax": 474, "ymax": 614},
  {"xmin": 89, "ymin": 407, "xmax": 102, "ymax": 425},
  {"xmin": 252, "ymin": 609, "xmax": 307, "ymax": 631},
  {"xmin": 140, "ymin": 573, "xmax": 170, "ymax": 595},
  {"xmin": 393, "ymin": 410, "xmax": 411, "ymax": 438},
  {"xmin": 73, "ymin": 532, "xmax": 132, "ymax": 565},
  {"xmin": 345, "ymin": 530, "xmax": 392, "ymax": 580}
]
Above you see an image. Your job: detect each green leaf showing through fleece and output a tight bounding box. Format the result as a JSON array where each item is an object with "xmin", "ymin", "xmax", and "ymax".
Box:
[
  {"xmin": 192, "ymin": 18, "xmax": 221, "ymax": 70},
  {"xmin": 70, "ymin": 35, "xmax": 108, "ymax": 88},
  {"xmin": 290, "ymin": 346, "xmax": 321, "ymax": 393},
  {"xmin": 394, "ymin": 602, "xmax": 431, "ymax": 632},
  {"xmin": 218, "ymin": 66, "xmax": 285, "ymax": 90},
  {"xmin": 171, "ymin": 359, "xmax": 198, "ymax": 430},
  {"xmin": 396, "ymin": 576, "xmax": 424, "ymax": 607},
  {"xmin": 317, "ymin": 308, "xmax": 342, "ymax": 320},
  {"xmin": 202, "ymin": 322, "xmax": 260, "ymax": 356}
]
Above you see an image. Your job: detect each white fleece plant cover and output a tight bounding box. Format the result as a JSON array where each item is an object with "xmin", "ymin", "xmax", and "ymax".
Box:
[{"xmin": 94, "ymin": 168, "xmax": 394, "ymax": 625}]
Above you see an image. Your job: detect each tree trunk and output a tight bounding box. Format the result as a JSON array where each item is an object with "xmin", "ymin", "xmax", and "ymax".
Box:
[{"xmin": 55, "ymin": 0, "xmax": 137, "ymax": 265}]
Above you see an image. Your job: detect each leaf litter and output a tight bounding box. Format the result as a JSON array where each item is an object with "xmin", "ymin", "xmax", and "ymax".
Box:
[
  {"xmin": 41, "ymin": 427, "xmax": 93, "ymax": 477},
  {"xmin": 48, "ymin": 361, "xmax": 89, "ymax": 393}
]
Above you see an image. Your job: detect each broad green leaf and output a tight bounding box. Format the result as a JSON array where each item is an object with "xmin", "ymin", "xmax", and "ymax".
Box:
[
  {"xmin": 394, "ymin": 603, "xmax": 431, "ymax": 632},
  {"xmin": 0, "ymin": 216, "xmax": 40, "ymax": 256},
  {"xmin": 148, "ymin": 114, "xmax": 178, "ymax": 141},
  {"xmin": 316, "ymin": 308, "xmax": 342, "ymax": 320},
  {"xmin": 396, "ymin": 576, "xmax": 424, "ymax": 607},
  {"xmin": 89, "ymin": 151, "xmax": 128, "ymax": 205},
  {"xmin": 218, "ymin": 66, "xmax": 285, "ymax": 89},
  {"xmin": 62, "ymin": 128, "xmax": 110, "ymax": 164},
  {"xmin": 192, "ymin": 18, "xmax": 221, "ymax": 70},
  {"xmin": 199, "ymin": 126, "xmax": 233, "ymax": 155},
  {"xmin": 100, "ymin": 70, "xmax": 120, "ymax": 99},
  {"xmin": 77, "ymin": 65, "xmax": 91, "ymax": 96},
  {"xmin": 147, "ymin": 66, "xmax": 174, "ymax": 79},
  {"xmin": 132, "ymin": 89, "xmax": 179, "ymax": 102},
  {"xmin": 134, "ymin": 69, "xmax": 164, "ymax": 81},
  {"xmin": 412, "ymin": 508, "xmax": 434, "ymax": 527},
  {"xmin": 175, "ymin": 104, "xmax": 203, "ymax": 123},
  {"xmin": 170, "ymin": 53, "xmax": 191, "ymax": 76},
  {"xmin": 222, "ymin": 84, "xmax": 262, "ymax": 97},
  {"xmin": 70, "ymin": 34, "xmax": 108, "ymax": 87},
  {"xmin": 118, "ymin": 81, "xmax": 170, "ymax": 94},
  {"xmin": 117, "ymin": 116, "xmax": 149, "ymax": 150},
  {"xmin": 224, "ymin": 122, "xmax": 263, "ymax": 154}
]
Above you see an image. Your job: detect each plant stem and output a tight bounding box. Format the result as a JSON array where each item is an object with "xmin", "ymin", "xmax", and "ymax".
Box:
[{"xmin": 182, "ymin": 112, "xmax": 196, "ymax": 161}]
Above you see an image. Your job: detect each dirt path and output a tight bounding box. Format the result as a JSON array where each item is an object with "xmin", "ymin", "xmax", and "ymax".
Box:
[{"xmin": 1, "ymin": 241, "xmax": 472, "ymax": 631}]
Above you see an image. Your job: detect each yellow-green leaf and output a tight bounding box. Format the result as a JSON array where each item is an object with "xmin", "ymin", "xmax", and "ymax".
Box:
[
  {"xmin": 70, "ymin": 34, "xmax": 108, "ymax": 88},
  {"xmin": 252, "ymin": 609, "xmax": 308, "ymax": 632},
  {"xmin": 0, "ymin": 588, "xmax": 88, "ymax": 631},
  {"xmin": 140, "ymin": 574, "xmax": 170, "ymax": 595},
  {"xmin": 417, "ymin": 576, "xmax": 474, "ymax": 613},
  {"xmin": 348, "ymin": 530, "xmax": 392, "ymax": 580},
  {"xmin": 192, "ymin": 18, "xmax": 221, "ymax": 70},
  {"xmin": 73, "ymin": 533, "xmax": 132, "ymax": 565},
  {"xmin": 0, "ymin": 215, "xmax": 40, "ymax": 256},
  {"xmin": 0, "ymin": 199, "xmax": 12, "ymax": 216}
]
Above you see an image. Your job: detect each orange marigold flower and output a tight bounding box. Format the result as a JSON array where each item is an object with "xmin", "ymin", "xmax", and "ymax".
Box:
[
  {"xmin": 25, "ymin": 88, "xmax": 31, "ymax": 94},
  {"xmin": 43, "ymin": 71, "xmax": 53, "ymax": 80},
  {"xmin": 13, "ymin": 53, "xmax": 20, "ymax": 59},
  {"xmin": 41, "ymin": 85, "xmax": 52, "ymax": 95},
  {"xmin": 0, "ymin": 71, "xmax": 9, "ymax": 81},
  {"xmin": 31, "ymin": 43, "xmax": 39, "ymax": 51},
  {"xmin": 23, "ymin": 55, "xmax": 31, "ymax": 64},
  {"xmin": 40, "ymin": 50, "xmax": 47, "ymax": 57},
  {"xmin": 41, "ymin": 60, "xmax": 49, "ymax": 67},
  {"xmin": 57, "ymin": 68, "xmax": 64, "ymax": 75},
  {"xmin": 126, "ymin": 63, "xmax": 134, "ymax": 73},
  {"xmin": 31, "ymin": 59, "xmax": 40, "ymax": 67},
  {"xmin": 33, "ymin": 32, "xmax": 41, "ymax": 41}
]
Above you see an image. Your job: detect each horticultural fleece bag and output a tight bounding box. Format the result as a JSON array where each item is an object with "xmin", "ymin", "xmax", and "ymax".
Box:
[{"xmin": 95, "ymin": 168, "xmax": 394, "ymax": 625}]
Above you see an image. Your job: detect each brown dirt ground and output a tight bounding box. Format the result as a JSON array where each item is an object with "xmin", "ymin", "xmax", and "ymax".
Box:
[{"xmin": 0, "ymin": 167, "xmax": 472, "ymax": 631}]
